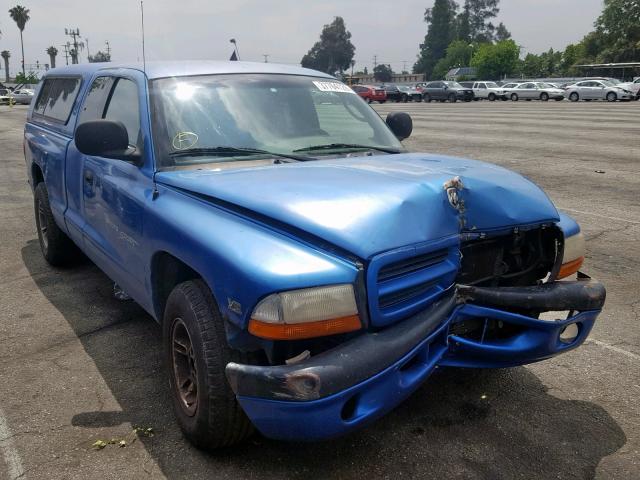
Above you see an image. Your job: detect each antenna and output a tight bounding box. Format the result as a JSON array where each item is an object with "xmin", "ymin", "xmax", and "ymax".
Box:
[{"xmin": 140, "ymin": 1, "xmax": 147, "ymax": 73}]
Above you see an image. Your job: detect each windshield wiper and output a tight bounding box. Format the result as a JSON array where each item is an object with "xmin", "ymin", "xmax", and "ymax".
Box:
[
  {"xmin": 293, "ymin": 143, "xmax": 402, "ymax": 154},
  {"xmin": 169, "ymin": 146, "xmax": 311, "ymax": 162}
]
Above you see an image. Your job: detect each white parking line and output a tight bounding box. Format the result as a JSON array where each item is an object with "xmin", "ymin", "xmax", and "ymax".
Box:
[
  {"xmin": 587, "ymin": 339, "xmax": 640, "ymax": 362},
  {"xmin": 559, "ymin": 207, "xmax": 640, "ymax": 225},
  {"xmin": 0, "ymin": 407, "xmax": 24, "ymax": 480}
]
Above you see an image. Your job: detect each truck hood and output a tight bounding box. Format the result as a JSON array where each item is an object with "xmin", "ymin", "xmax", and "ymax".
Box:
[{"xmin": 155, "ymin": 153, "xmax": 559, "ymax": 259}]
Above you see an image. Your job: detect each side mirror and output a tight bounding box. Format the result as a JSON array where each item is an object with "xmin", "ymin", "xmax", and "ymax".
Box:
[
  {"xmin": 443, "ymin": 85, "xmax": 449, "ymax": 90},
  {"xmin": 386, "ymin": 112, "xmax": 413, "ymax": 141},
  {"xmin": 75, "ymin": 120, "xmax": 141, "ymax": 163}
]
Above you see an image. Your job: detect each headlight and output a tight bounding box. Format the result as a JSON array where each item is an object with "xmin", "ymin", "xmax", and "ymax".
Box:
[
  {"xmin": 558, "ymin": 232, "xmax": 586, "ymax": 279},
  {"xmin": 249, "ymin": 284, "xmax": 361, "ymax": 340}
]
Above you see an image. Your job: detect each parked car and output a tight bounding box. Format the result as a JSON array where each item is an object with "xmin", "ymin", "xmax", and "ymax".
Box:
[
  {"xmin": 0, "ymin": 88, "xmax": 10, "ymax": 105},
  {"xmin": 379, "ymin": 84, "xmax": 410, "ymax": 103},
  {"xmin": 9, "ymin": 88, "xmax": 35, "ymax": 104},
  {"xmin": 509, "ymin": 82, "xmax": 565, "ymax": 101},
  {"xmin": 352, "ymin": 84, "xmax": 387, "ymax": 103},
  {"xmin": 398, "ymin": 85, "xmax": 423, "ymax": 102},
  {"xmin": 617, "ymin": 78, "xmax": 640, "ymax": 99},
  {"xmin": 25, "ymin": 61, "xmax": 604, "ymax": 449},
  {"xmin": 472, "ymin": 81, "xmax": 507, "ymax": 101},
  {"xmin": 565, "ymin": 80, "xmax": 635, "ymax": 102},
  {"xmin": 422, "ymin": 81, "xmax": 474, "ymax": 102}
]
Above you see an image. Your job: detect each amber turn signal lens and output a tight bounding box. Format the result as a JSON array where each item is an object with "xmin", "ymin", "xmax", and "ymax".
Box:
[
  {"xmin": 558, "ymin": 256, "xmax": 584, "ymax": 279},
  {"xmin": 248, "ymin": 315, "xmax": 361, "ymax": 340}
]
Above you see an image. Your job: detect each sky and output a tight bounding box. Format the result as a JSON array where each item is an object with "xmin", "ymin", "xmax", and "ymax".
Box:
[{"xmin": 0, "ymin": 0, "xmax": 604, "ymax": 76}]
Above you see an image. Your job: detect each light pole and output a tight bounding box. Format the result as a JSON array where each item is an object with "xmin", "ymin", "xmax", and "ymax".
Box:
[
  {"xmin": 85, "ymin": 38, "xmax": 91, "ymax": 61},
  {"xmin": 230, "ymin": 39, "xmax": 240, "ymax": 61}
]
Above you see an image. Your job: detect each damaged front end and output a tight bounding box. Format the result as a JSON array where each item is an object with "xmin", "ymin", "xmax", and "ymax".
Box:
[{"xmin": 224, "ymin": 170, "xmax": 605, "ymax": 441}]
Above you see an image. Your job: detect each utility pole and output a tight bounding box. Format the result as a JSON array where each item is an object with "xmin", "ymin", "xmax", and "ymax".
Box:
[
  {"xmin": 105, "ymin": 41, "xmax": 111, "ymax": 59},
  {"xmin": 65, "ymin": 28, "xmax": 82, "ymax": 64},
  {"xmin": 373, "ymin": 55, "xmax": 377, "ymax": 70},
  {"xmin": 262, "ymin": 54, "xmax": 269, "ymax": 63},
  {"xmin": 85, "ymin": 38, "xmax": 91, "ymax": 61},
  {"xmin": 402, "ymin": 60, "xmax": 407, "ymax": 72},
  {"xmin": 61, "ymin": 44, "xmax": 70, "ymax": 66}
]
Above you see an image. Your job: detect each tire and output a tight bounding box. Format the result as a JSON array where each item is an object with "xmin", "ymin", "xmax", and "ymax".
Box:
[
  {"xmin": 488, "ymin": 93, "xmax": 496, "ymax": 101},
  {"xmin": 540, "ymin": 92, "xmax": 549, "ymax": 101},
  {"xmin": 511, "ymin": 93, "xmax": 519, "ymax": 101},
  {"xmin": 448, "ymin": 93, "xmax": 457, "ymax": 103},
  {"xmin": 402, "ymin": 94, "xmax": 409, "ymax": 103},
  {"xmin": 164, "ymin": 279, "xmax": 254, "ymax": 450},
  {"xmin": 34, "ymin": 182, "xmax": 77, "ymax": 267},
  {"xmin": 423, "ymin": 93, "xmax": 431, "ymax": 103},
  {"xmin": 606, "ymin": 92, "xmax": 617, "ymax": 102},
  {"xmin": 554, "ymin": 97, "xmax": 563, "ymax": 101},
  {"xmin": 379, "ymin": 100, "xmax": 386, "ymax": 104},
  {"xmin": 569, "ymin": 92, "xmax": 579, "ymax": 102}
]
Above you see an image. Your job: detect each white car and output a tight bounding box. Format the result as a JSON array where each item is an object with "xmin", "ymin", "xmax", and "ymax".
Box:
[
  {"xmin": 565, "ymin": 80, "xmax": 635, "ymax": 102},
  {"xmin": 0, "ymin": 88, "xmax": 11, "ymax": 105},
  {"xmin": 472, "ymin": 81, "xmax": 507, "ymax": 101},
  {"xmin": 509, "ymin": 82, "xmax": 565, "ymax": 101},
  {"xmin": 616, "ymin": 78, "xmax": 640, "ymax": 99},
  {"xmin": 8, "ymin": 88, "xmax": 35, "ymax": 105}
]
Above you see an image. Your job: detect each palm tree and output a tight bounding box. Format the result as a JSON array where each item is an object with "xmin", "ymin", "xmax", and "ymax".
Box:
[
  {"xmin": 1, "ymin": 50, "xmax": 10, "ymax": 83},
  {"xmin": 8, "ymin": 5, "xmax": 30, "ymax": 76},
  {"xmin": 46, "ymin": 46, "xmax": 58, "ymax": 69}
]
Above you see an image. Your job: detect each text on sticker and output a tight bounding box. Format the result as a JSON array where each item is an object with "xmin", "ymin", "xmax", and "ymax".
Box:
[{"xmin": 312, "ymin": 81, "xmax": 356, "ymax": 94}]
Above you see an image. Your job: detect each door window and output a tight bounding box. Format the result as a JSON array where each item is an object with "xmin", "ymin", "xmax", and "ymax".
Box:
[
  {"xmin": 104, "ymin": 78, "xmax": 141, "ymax": 148},
  {"xmin": 78, "ymin": 77, "xmax": 116, "ymax": 123}
]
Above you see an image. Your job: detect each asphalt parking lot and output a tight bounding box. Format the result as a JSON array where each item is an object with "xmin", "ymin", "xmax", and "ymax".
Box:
[{"xmin": 1, "ymin": 101, "xmax": 639, "ymax": 480}]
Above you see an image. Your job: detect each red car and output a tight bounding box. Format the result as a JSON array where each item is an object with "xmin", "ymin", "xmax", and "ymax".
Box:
[{"xmin": 352, "ymin": 85, "xmax": 387, "ymax": 103}]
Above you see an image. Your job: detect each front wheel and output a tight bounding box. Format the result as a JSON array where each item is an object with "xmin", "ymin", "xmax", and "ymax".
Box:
[
  {"xmin": 540, "ymin": 92, "xmax": 549, "ymax": 101},
  {"xmin": 423, "ymin": 93, "xmax": 431, "ymax": 103},
  {"xmin": 34, "ymin": 183, "xmax": 77, "ymax": 266},
  {"xmin": 511, "ymin": 93, "xmax": 519, "ymax": 102},
  {"xmin": 606, "ymin": 92, "xmax": 617, "ymax": 102},
  {"xmin": 164, "ymin": 280, "xmax": 254, "ymax": 449},
  {"xmin": 488, "ymin": 93, "xmax": 496, "ymax": 101},
  {"xmin": 448, "ymin": 93, "xmax": 457, "ymax": 103},
  {"xmin": 569, "ymin": 92, "xmax": 579, "ymax": 102}
]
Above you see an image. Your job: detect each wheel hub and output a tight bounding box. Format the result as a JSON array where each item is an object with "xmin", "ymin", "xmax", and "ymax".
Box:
[{"xmin": 171, "ymin": 318, "xmax": 199, "ymax": 417}]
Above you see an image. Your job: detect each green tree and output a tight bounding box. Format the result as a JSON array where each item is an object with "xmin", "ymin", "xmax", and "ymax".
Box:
[
  {"xmin": 414, "ymin": 0, "xmax": 458, "ymax": 79},
  {"xmin": 432, "ymin": 40, "xmax": 475, "ymax": 79},
  {"xmin": 88, "ymin": 51, "xmax": 111, "ymax": 63},
  {"xmin": 301, "ymin": 17, "xmax": 355, "ymax": 76},
  {"xmin": 471, "ymin": 39, "xmax": 519, "ymax": 79},
  {"xmin": 46, "ymin": 46, "xmax": 57, "ymax": 69},
  {"xmin": 8, "ymin": 5, "xmax": 30, "ymax": 76},
  {"xmin": 519, "ymin": 53, "xmax": 542, "ymax": 78},
  {"xmin": 560, "ymin": 43, "xmax": 586, "ymax": 75},
  {"xmin": 594, "ymin": 0, "xmax": 640, "ymax": 62},
  {"xmin": 1, "ymin": 50, "xmax": 10, "ymax": 82},
  {"xmin": 373, "ymin": 64, "xmax": 393, "ymax": 82},
  {"xmin": 463, "ymin": 0, "xmax": 500, "ymax": 42},
  {"xmin": 15, "ymin": 71, "xmax": 37, "ymax": 83},
  {"xmin": 495, "ymin": 22, "xmax": 511, "ymax": 41}
]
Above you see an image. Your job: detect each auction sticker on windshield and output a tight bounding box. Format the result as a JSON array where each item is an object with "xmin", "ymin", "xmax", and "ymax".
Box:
[{"xmin": 313, "ymin": 81, "xmax": 356, "ymax": 94}]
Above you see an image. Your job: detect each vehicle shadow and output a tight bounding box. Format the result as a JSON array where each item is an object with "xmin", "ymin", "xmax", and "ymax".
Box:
[{"xmin": 21, "ymin": 239, "xmax": 626, "ymax": 480}]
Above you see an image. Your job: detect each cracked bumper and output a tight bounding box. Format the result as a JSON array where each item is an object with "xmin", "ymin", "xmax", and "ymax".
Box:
[{"xmin": 225, "ymin": 279, "xmax": 605, "ymax": 441}]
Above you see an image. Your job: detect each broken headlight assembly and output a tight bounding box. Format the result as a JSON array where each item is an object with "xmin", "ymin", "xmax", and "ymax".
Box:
[{"xmin": 558, "ymin": 232, "xmax": 586, "ymax": 279}]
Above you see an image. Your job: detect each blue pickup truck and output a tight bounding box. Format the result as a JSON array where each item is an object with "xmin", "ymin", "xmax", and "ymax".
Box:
[{"xmin": 24, "ymin": 61, "xmax": 605, "ymax": 449}]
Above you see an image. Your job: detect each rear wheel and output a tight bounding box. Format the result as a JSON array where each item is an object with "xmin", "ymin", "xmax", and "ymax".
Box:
[
  {"xmin": 34, "ymin": 183, "xmax": 77, "ymax": 267},
  {"xmin": 511, "ymin": 93, "xmax": 519, "ymax": 101},
  {"xmin": 540, "ymin": 92, "xmax": 549, "ymax": 101},
  {"xmin": 164, "ymin": 279, "xmax": 254, "ymax": 450},
  {"xmin": 606, "ymin": 92, "xmax": 617, "ymax": 102}
]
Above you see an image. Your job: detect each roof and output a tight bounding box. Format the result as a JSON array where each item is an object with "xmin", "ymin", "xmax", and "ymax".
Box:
[{"xmin": 44, "ymin": 60, "xmax": 334, "ymax": 80}]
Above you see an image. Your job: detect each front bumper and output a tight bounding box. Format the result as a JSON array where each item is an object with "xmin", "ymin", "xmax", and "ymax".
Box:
[{"xmin": 226, "ymin": 278, "xmax": 605, "ymax": 441}]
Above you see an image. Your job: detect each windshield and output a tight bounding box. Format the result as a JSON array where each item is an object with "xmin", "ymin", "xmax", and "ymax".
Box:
[
  {"xmin": 445, "ymin": 82, "xmax": 464, "ymax": 89},
  {"xmin": 150, "ymin": 74, "xmax": 403, "ymax": 169},
  {"xmin": 486, "ymin": 82, "xmax": 499, "ymax": 88}
]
